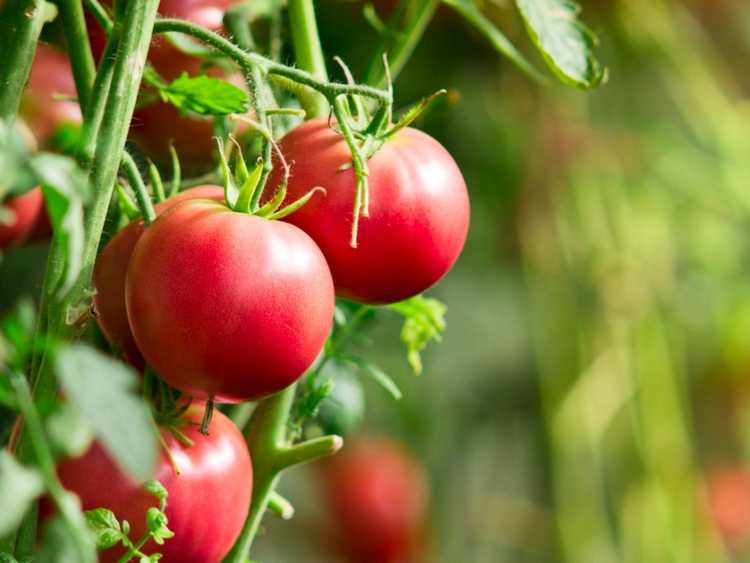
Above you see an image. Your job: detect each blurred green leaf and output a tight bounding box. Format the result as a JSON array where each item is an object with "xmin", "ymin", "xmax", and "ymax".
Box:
[
  {"xmin": 46, "ymin": 404, "xmax": 93, "ymax": 459},
  {"xmin": 443, "ymin": 0, "xmax": 547, "ymax": 84},
  {"xmin": 159, "ymin": 73, "xmax": 249, "ymax": 116},
  {"xmin": 30, "ymin": 153, "xmax": 88, "ymax": 294},
  {"xmin": 387, "ymin": 296, "xmax": 447, "ymax": 375},
  {"xmin": 0, "ymin": 451, "xmax": 44, "ymax": 537},
  {"xmin": 316, "ymin": 361, "xmax": 366, "ymax": 436},
  {"xmin": 515, "ymin": 0, "xmax": 606, "ymax": 89},
  {"xmin": 84, "ymin": 508, "xmax": 122, "ymax": 551},
  {"xmin": 55, "ymin": 345, "xmax": 157, "ymax": 481},
  {"xmin": 37, "ymin": 513, "xmax": 95, "ymax": 563}
]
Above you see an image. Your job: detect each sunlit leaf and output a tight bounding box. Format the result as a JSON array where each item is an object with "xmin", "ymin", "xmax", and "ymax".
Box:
[
  {"xmin": 0, "ymin": 451, "xmax": 44, "ymax": 536},
  {"xmin": 159, "ymin": 73, "xmax": 249, "ymax": 116}
]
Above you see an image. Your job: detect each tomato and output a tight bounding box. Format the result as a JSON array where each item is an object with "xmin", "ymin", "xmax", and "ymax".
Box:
[
  {"xmin": 317, "ymin": 437, "xmax": 429, "ymax": 563},
  {"xmin": 0, "ymin": 189, "xmax": 47, "ymax": 250},
  {"xmin": 94, "ymin": 186, "xmax": 224, "ymax": 369},
  {"xmin": 125, "ymin": 200, "xmax": 335, "ymax": 402},
  {"xmin": 706, "ymin": 466, "xmax": 750, "ymax": 548},
  {"xmin": 270, "ymin": 118, "xmax": 470, "ymax": 304},
  {"xmin": 49, "ymin": 407, "xmax": 252, "ymax": 563},
  {"xmin": 19, "ymin": 43, "xmax": 82, "ymax": 148}
]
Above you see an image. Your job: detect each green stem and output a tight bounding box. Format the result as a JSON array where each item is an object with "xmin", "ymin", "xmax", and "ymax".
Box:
[
  {"xmin": 152, "ymin": 19, "xmax": 391, "ymax": 105},
  {"xmin": 9, "ymin": 370, "xmax": 95, "ymax": 562},
  {"xmin": 83, "ymin": 0, "xmax": 112, "ymax": 33},
  {"xmin": 0, "ymin": 0, "xmax": 55, "ymax": 126},
  {"xmin": 58, "ymin": 0, "xmax": 97, "ymax": 113},
  {"xmin": 122, "ymin": 151, "xmax": 156, "ymax": 223},
  {"xmin": 364, "ymin": 0, "xmax": 439, "ymax": 88},
  {"xmin": 287, "ymin": 0, "xmax": 328, "ymax": 118}
]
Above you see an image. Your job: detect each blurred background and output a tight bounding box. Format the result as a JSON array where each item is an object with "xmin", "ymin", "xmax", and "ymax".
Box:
[{"xmin": 6, "ymin": 0, "xmax": 750, "ymax": 561}]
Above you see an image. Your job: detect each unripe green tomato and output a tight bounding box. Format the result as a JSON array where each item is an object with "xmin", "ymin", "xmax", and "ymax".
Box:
[{"xmin": 316, "ymin": 361, "xmax": 366, "ymax": 437}]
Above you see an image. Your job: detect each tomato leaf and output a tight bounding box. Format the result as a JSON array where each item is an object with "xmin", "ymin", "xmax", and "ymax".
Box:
[
  {"xmin": 54, "ymin": 345, "xmax": 157, "ymax": 481},
  {"xmin": 442, "ymin": 0, "xmax": 547, "ymax": 84},
  {"xmin": 84, "ymin": 508, "xmax": 123, "ymax": 550},
  {"xmin": 0, "ymin": 451, "xmax": 44, "ymax": 537},
  {"xmin": 515, "ymin": 0, "xmax": 606, "ymax": 89},
  {"xmin": 159, "ymin": 73, "xmax": 249, "ymax": 116},
  {"xmin": 386, "ymin": 296, "xmax": 447, "ymax": 375},
  {"xmin": 46, "ymin": 404, "xmax": 93, "ymax": 459},
  {"xmin": 37, "ymin": 511, "xmax": 96, "ymax": 563},
  {"xmin": 29, "ymin": 153, "xmax": 89, "ymax": 294}
]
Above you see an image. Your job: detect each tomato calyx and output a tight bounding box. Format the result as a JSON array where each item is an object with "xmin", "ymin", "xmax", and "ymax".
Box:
[{"xmin": 217, "ymin": 136, "xmax": 326, "ymax": 219}]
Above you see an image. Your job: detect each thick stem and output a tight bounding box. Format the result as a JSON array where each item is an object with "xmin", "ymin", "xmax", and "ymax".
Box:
[
  {"xmin": 364, "ymin": 0, "xmax": 439, "ymax": 88},
  {"xmin": 0, "ymin": 0, "xmax": 53, "ymax": 125},
  {"xmin": 58, "ymin": 0, "xmax": 97, "ymax": 113},
  {"xmin": 287, "ymin": 0, "xmax": 329, "ymax": 118}
]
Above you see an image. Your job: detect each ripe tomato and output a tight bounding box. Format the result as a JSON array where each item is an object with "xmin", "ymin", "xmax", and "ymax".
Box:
[
  {"xmin": 706, "ymin": 466, "xmax": 750, "ymax": 548},
  {"xmin": 0, "ymin": 189, "xmax": 47, "ymax": 250},
  {"xmin": 94, "ymin": 186, "xmax": 224, "ymax": 369},
  {"xmin": 50, "ymin": 407, "xmax": 252, "ymax": 563},
  {"xmin": 125, "ymin": 200, "xmax": 335, "ymax": 402},
  {"xmin": 19, "ymin": 43, "xmax": 82, "ymax": 148},
  {"xmin": 270, "ymin": 118, "xmax": 470, "ymax": 304},
  {"xmin": 317, "ymin": 437, "xmax": 429, "ymax": 562}
]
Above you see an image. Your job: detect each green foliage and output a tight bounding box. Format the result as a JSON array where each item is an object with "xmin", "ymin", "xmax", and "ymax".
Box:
[
  {"xmin": 54, "ymin": 345, "xmax": 157, "ymax": 482},
  {"xmin": 315, "ymin": 361, "xmax": 366, "ymax": 437},
  {"xmin": 515, "ymin": 0, "xmax": 606, "ymax": 89},
  {"xmin": 0, "ymin": 451, "xmax": 44, "ymax": 537},
  {"xmin": 387, "ymin": 296, "xmax": 446, "ymax": 375},
  {"xmin": 159, "ymin": 73, "xmax": 250, "ymax": 116},
  {"xmin": 45, "ymin": 404, "xmax": 93, "ymax": 459},
  {"xmin": 37, "ymin": 516, "xmax": 90, "ymax": 563},
  {"xmin": 84, "ymin": 480, "xmax": 173, "ymax": 561}
]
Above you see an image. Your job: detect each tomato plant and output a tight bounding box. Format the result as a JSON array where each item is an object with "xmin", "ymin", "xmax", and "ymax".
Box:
[
  {"xmin": 125, "ymin": 198, "xmax": 335, "ymax": 402},
  {"xmin": 48, "ymin": 407, "xmax": 252, "ymax": 563},
  {"xmin": 318, "ymin": 437, "xmax": 429, "ymax": 562},
  {"xmin": 271, "ymin": 118, "xmax": 471, "ymax": 304}
]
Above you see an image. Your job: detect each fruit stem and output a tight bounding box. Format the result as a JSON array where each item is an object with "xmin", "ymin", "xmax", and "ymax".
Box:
[
  {"xmin": 122, "ymin": 151, "xmax": 157, "ymax": 224},
  {"xmin": 287, "ymin": 0, "xmax": 329, "ymax": 118}
]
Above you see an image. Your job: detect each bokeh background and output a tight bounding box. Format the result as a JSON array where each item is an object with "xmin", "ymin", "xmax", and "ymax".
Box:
[{"xmin": 5, "ymin": 0, "xmax": 750, "ymax": 561}]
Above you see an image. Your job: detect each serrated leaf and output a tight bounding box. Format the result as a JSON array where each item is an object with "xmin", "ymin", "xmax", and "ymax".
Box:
[
  {"xmin": 386, "ymin": 296, "xmax": 447, "ymax": 375},
  {"xmin": 46, "ymin": 404, "xmax": 93, "ymax": 458},
  {"xmin": 0, "ymin": 451, "xmax": 44, "ymax": 536},
  {"xmin": 159, "ymin": 74, "xmax": 249, "ymax": 116},
  {"xmin": 443, "ymin": 0, "xmax": 547, "ymax": 84},
  {"xmin": 516, "ymin": 0, "xmax": 606, "ymax": 89},
  {"xmin": 55, "ymin": 345, "xmax": 157, "ymax": 481},
  {"xmin": 30, "ymin": 153, "xmax": 88, "ymax": 294},
  {"xmin": 84, "ymin": 508, "xmax": 122, "ymax": 550}
]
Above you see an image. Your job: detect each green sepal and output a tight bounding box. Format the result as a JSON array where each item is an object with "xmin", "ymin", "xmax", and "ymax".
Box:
[{"xmin": 234, "ymin": 159, "xmax": 263, "ymax": 213}]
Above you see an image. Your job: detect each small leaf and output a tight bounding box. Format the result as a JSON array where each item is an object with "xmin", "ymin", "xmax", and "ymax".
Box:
[
  {"xmin": 515, "ymin": 0, "xmax": 606, "ymax": 89},
  {"xmin": 55, "ymin": 345, "xmax": 157, "ymax": 481},
  {"xmin": 386, "ymin": 296, "xmax": 447, "ymax": 375},
  {"xmin": 84, "ymin": 508, "xmax": 122, "ymax": 550},
  {"xmin": 46, "ymin": 404, "xmax": 94, "ymax": 458},
  {"xmin": 159, "ymin": 73, "xmax": 249, "ymax": 116},
  {"xmin": 30, "ymin": 153, "xmax": 89, "ymax": 294},
  {"xmin": 0, "ymin": 451, "xmax": 44, "ymax": 536},
  {"xmin": 144, "ymin": 480, "xmax": 168, "ymax": 502},
  {"xmin": 360, "ymin": 362, "xmax": 402, "ymax": 401}
]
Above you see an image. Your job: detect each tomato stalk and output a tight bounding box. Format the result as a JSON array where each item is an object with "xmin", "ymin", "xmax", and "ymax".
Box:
[
  {"xmin": 287, "ymin": 0, "xmax": 329, "ymax": 118},
  {"xmin": 0, "ymin": 0, "xmax": 56, "ymax": 126},
  {"xmin": 57, "ymin": 0, "xmax": 97, "ymax": 113}
]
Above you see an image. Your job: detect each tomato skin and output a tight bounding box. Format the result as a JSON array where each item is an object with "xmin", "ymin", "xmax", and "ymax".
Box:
[
  {"xmin": 20, "ymin": 43, "xmax": 82, "ymax": 148},
  {"xmin": 50, "ymin": 408, "xmax": 252, "ymax": 563},
  {"xmin": 318, "ymin": 437, "xmax": 429, "ymax": 562},
  {"xmin": 706, "ymin": 466, "xmax": 750, "ymax": 547},
  {"xmin": 0, "ymin": 189, "xmax": 46, "ymax": 250},
  {"xmin": 125, "ymin": 200, "xmax": 335, "ymax": 402},
  {"xmin": 94, "ymin": 186, "xmax": 224, "ymax": 369},
  {"xmin": 270, "ymin": 119, "xmax": 470, "ymax": 304}
]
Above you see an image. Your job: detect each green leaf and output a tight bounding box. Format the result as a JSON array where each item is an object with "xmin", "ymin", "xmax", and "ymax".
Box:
[
  {"xmin": 386, "ymin": 296, "xmax": 447, "ymax": 375},
  {"xmin": 0, "ymin": 451, "xmax": 44, "ymax": 536},
  {"xmin": 46, "ymin": 404, "xmax": 93, "ymax": 458},
  {"xmin": 145, "ymin": 507, "xmax": 174, "ymax": 545},
  {"xmin": 30, "ymin": 153, "xmax": 89, "ymax": 294},
  {"xmin": 159, "ymin": 73, "xmax": 249, "ymax": 116},
  {"xmin": 144, "ymin": 480, "xmax": 168, "ymax": 502},
  {"xmin": 442, "ymin": 0, "xmax": 547, "ymax": 84},
  {"xmin": 55, "ymin": 345, "xmax": 157, "ymax": 481},
  {"xmin": 37, "ymin": 515, "xmax": 96, "ymax": 563},
  {"xmin": 359, "ymin": 362, "xmax": 402, "ymax": 401},
  {"xmin": 515, "ymin": 0, "xmax": 606, "ymax": 89},
  {"xmin": 0, "ymin": 553, "xmax": 19, "ymax": 563},
  {"xmin": 84, "ymin": 508, "xmax": 122, "ymax": 550}
]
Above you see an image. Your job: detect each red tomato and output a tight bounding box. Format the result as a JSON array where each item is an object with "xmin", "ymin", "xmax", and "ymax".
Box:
[
  {"xmin": 94, "ymin": 186, "xmax": 225, "ymax": 369},
  {"xmin": 706, "ymin": 466, "xmax": 750, "ymax": 547},
  {"xmin": 270, "ymin": 118, "xmax": 470, "ymax": 304},
  {"xmin": 51, "ymin": 408, "xmax": 252, "ymax": 563},
  {"xmin": 19, "ymin": 43, "xmax": 82, "ymax": 148},
  {"xmin": 0, "ymin": 188, "xmax": 47, "ymax": 250},
  {"xmin": 125, "ymin": 200, "xmax": 335, "ymax": 402},
  {"xmin": 318, "ymin": 437, "xmax": 429, "ymax": 563}
]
